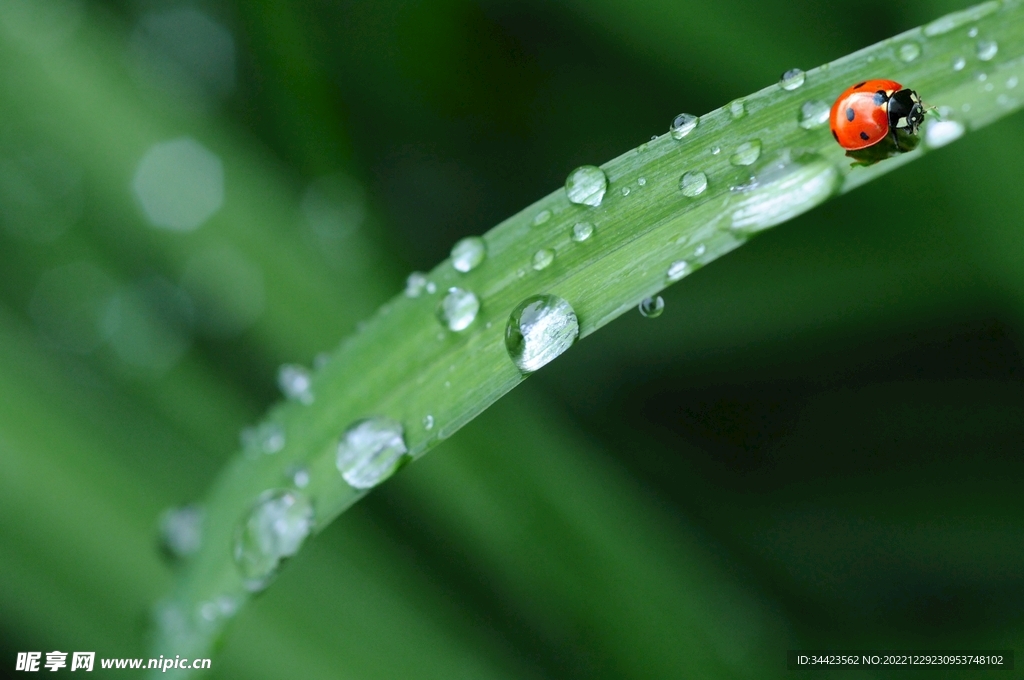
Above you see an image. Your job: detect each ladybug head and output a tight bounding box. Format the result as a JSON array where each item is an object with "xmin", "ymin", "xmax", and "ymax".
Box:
[{"xmin": 888, "ymin": 88, "xmax": 925, "ymax": 135}]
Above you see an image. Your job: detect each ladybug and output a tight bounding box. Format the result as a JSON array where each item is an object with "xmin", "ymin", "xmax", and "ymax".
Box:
[{"xmin": 829, "ymin": 79, "xmax": 925, "ymax": 152}]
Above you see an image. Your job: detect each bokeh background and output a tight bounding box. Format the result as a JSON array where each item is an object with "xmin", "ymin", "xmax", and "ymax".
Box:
[{"xmin": 2, "ymin": 0, "xmax": 1023, "ymax": 677}]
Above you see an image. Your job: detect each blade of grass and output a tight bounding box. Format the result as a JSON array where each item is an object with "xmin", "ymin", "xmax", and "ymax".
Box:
[{"xmin": 155, "ymin": 0, "xmax": 1024, "ymax": 666}]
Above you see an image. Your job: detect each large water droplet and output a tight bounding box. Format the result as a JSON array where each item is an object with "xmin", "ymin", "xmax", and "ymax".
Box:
[
  {"xmin": 505, "ymin": 295, "xmax": 579, "ymax": 373},
  {"xmin": 729, "ymin": 153, "xmax": 840, "ymax": 233},
  {"xmin": 436, "ymin": 287, "xmax": 480, "ymax": 331},
  {"xmin": 241, "ymin": 422, "xmax": 285, "ymax": 455},
  {"xmin": 899, "ymin": 42, "xmax": 922, "ymax": 62},
  {"xmin": 798, "ymin": 100, "xmax": 831, "ymax": 130},
  {"xmin": 679, "ymin": 171, "xmax": 708, "ymax": 197},
  {"xmin": 572, "ymin": 222, "xmax": 594, "ymax": 242},
  {"xmin": 638, "ymin": 296, "xmax": 664, "ymax": 318},
  {"xmin": 666, "ymin": 260, "xmax": 689, "ymax": 282},
  {"xmin": 730, "ymin": 140, "xmax": 762, "ymax": 166},
  {"xmin": 779, "ymin": 68, "xmax": 805, "ymax": 90},
  {"xmin": 669, "ymin": 113, "xmax": 698, "ymax": 139},
  {"xmin": 451, "ymin": 236, "xmax": 486, "ymax": 273},
  {"xmin": 405, "ymin": 272, "xmax": 429, "ymax": 297},
  {"xmin": 532, "ymin": 248, "xmax": 555, "ymax": 271},
  {"xmin": 565, "ymin": 165, "xmax": 608, "ymax": 207},
  {"xmin": 159, "ymin": 505, "xmax": 203, "ymax": 560},
  {"xmin": 336, "ymin": 417, "xmax": 408, "ymax": 489},
  {"xmin": 233, "ymin": 489, "xmax": 314, "ymax": 589},
  {"xmin": 278, "ymin": 364, "xmax": 313, "ymax": 404},
  {"xmin": 953, "ymin": 56, "xmax": 967, "ymax": 71},
  {"xmin": 729, "ymin": 100, "xmax": 746, "ymax": 119},
  {"xmin": 977, "ymin": 39, "xmax": 998, "ymax": 61},
  {"xmin": 924, "ymin": 119, "xmax": 965, "ymax": 148}
]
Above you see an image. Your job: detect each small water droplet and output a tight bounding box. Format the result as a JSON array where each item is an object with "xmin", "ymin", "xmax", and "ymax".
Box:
[
  {"xmin": 336, "ymin": 417, "xmax": 408, "ymax": 489},
  {"xmin": 898, "ymin": 42, "xmax": 922, "ymax": 62},
  {"xmin": 436, "ymin": 287, "xmax": 480, "ymax": 332},
  {"xmin": 425, "ymin": 281, "xmax": 437, "ymax": 294},
  {"xmin": 621, "ymin": 187, "xmax": 630, "ymax": 197},
  {"xmin": 198, "ymin": 595, "xmax": 239, "ymax": 625},
  {"xmin": 650, "ymin": 135, "xmax": 658, "ymax": 141},
  {"xmin": 233, "ymin": 489, "xmax": 314, "ymax": 590},
  {"xmin": 532, "ymin": 209, "xmax": 552, "ymax": 226},
  {"xmin": 798, "ymin": 100, "xmax": 831, "ymax": 130},
  {"xmin": 572, "ymin": 222, "xmax": 594, "ymax": 242},
  {"xmin": 422, "ymin": 414, "xmax": 434, "ymax": 430},
  {"xmin": 977, "ymin": 72, "xmax": 989, "ymax": 82},
  {"xmin": 638, "ymin": 296, "xmax": 665, "ymax": 318},
  {"xmin": 637, "ymin": 142, "xmax": 648, "ymax": 153},
  {"xmin": 710, "ymin": 146, "xmax": 721, "ymax": 155},
  {"xmin": 565, "ymin": 165, "xmax": 608, "ymax": 207},
  {"xmin": 679, "ymin": 171, "xmax": 708, "ymax": 197},
  {"xmin": 977, "ymin": 39, "xmax": 998, "ymax": 61},
  {"xmin": 1007, "ymin": 76, "xmax": 1019, "ymax": 89},
  {"xmin": 637, "ymin": 177, "xmax": 647, "ymax": 187},
  {"xmin": 242, "ymin": 422, "xmax": 285, "ymax": 455},
  {"xmin": 405, "ymin": 272, "xmax": 429, "ymax": 297},
  {"xmin": 505, "ymin": 295, "xmax": 579, "ymax": 373},
  {"xmin": 694, "ymin": 243, "xmax": 706, "ymax": 257},
  {"xmin": 451, "ymin": 236, "xmax": 486, "ymax": 273},
  {"xmin": 968, "ymin": 26, "xmax": 979, "ymax": 37},
  {"xmin": 953, "ymin": 56, "xmax": 966, "ymax": 71},
  {"xmin": 532, "ymin": 248, "xmax": 555, "ymax": 271},
  {"xmin": 779, "ymin": 68, "xmax": 805, "ymax": 90},
  {"xmin": 730, "ymin": 140, "xmax": 762, "ymax": 166},
  {"xmin": 159, "ymin": 505, "xmax": 203, "ymax": 560},
  {"xmin": 288, "ymin": 465, "xmax": 310, "ymax": 488},
  {"xmin": 729, "ymin": 100, "xmax": 746, "ymax": 119},
  {"xmin": 666, "ymin": 260, "xmax": 689, "ymax": 282},
  {"xmin": 278, "ymin": 364, "xmax": 314, "ymax": 404},
  {"xmin": 925, "ymin": 119, "xmax": 965, "ymax": 148},
  {"xmin": 669, "ymin": 113, "xmax": 699, "ymax": 139}
]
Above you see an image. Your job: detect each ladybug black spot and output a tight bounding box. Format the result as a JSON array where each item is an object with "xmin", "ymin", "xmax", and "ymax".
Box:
[
  {"xmin": 859, "ymin": 131, "xmax": 870, "ymax": 140},
  {"xmin": 854, "ymin": 81, "xmax": 866, "ymax": 88},
  {"xmin": 846, "ymin": 107, "xmax": 855, "ymax": 122},
  {"xmin": 873, "ymin": 92, "xmax": 886, "ymax": 105}
]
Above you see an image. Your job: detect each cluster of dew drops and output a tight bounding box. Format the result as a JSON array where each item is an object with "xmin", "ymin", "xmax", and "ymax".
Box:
[{"xmin": 158, "ymin": 26, "xmax": 1009, "ymax": 626}]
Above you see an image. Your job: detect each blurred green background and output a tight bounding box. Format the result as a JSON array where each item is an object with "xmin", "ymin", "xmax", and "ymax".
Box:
[{"xmin": 2, "ymin": 0, "xmax": 1023, "ymax": 677}]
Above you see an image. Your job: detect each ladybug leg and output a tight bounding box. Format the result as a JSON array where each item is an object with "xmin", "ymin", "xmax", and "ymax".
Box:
[{"xmin": 891, "ymin": 126, "xmax": 901, "ymax": 152}]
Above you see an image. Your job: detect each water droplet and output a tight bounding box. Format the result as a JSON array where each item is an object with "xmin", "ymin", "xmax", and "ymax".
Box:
[
  {"xmin": 968, "ymin": 26, "xmax": 979, "ymax": 37},
  {"xmin": 710, "ymin": 146, "xmax": 721, "ymax": 155},
  {"xmin": 405, "ymin": 272, "xmax": 429, "ymax": 297},
  {"xmin": 159, "ymin": 505, "xmax": 203, "ymax": 560},
  {"xmin": 532, "ymin": 249, "xmax": 555, "ymax": 271},
  {"xmin": 779, "ymin": 68, "xmax": 805, "ymax": 90},
  {"xmin": 729, "ymin": 99, "xmax": 746, "ymax": 119},
  {"xmin": 621, "ymin": 187, "xmax": 630, "ymax": 197},
  {"xmin": 798, "ymin": 100, "xmax": 831, "ymax": 130},
  {"xmin": 425, "ymin": 281, "xmax": 437, "ymax": 294},
  {"xmin": 953, "ymin": 56, "xmax": 966, "ymax": 71},
  {"xmin": 679, "ymin": 171, "xmax": 708, "ymax": 197},
  {"xmin": 1007, "ymin": 76, "xmax": 1019, "ymax": 89},
  {"xmin": 336, "ymin": 417, "xmax": 408, "ymax": 489},
  {"xmin": 233, "ymin": 489, "xmax": 314, "ymax": 589},
  {"xmin": 451, "ymin": 236, "xmax": 486, "ymax": 273},
  {"xmin": 638, "ymin": 296, "xmax": 665, "ymax": 318},
  {"xmin": 669, "ymin": 113, "xmax": 699, "ymax": 139},
  {"xmin": 565, "ymin": 165, "xmax": 608, "ymax": 207},
  {"xmin": 572, "ymin": 222, "xmax": 594, "ymax": 242},
  {"xmin": 505, "ymin": 295, "xmax": 579, "ymax": 373},
  {"xmin": 729, "ymin": 152, "xmax": 840, "ymax": 233},
  {"xmin": 242, "ymin": 422, "xmax": 285, "ymax": 455},
  {"xmin": 694, "ymin": 244, "xmax": 706, "ymax": 257},
  {"xmin": 977, "ymin": 39, "xmax": 998, "ymax": 61},
  {"xmin": 436, "ymin": 287, "xmax": 480, "ymax": 332},
  {"xmin": 532, "ymin": 209, "xmax": 552, "ymax": 226},
  {"xmin": 637, "ymin": 177, "xmax": 647, "ymax": 187},
  {"xmin": 198, "ymin": 595, "xmax": 239, "ymax": 625},
  {"xmin": 730, "ymin": 140, "xmax": 762, "ymax": 166},
  {"xmin": 422, "ymin": 414, "xmax": 434, "ymax": 430},
  {"xmin": 924, "ymin": 119, "xmax": 965, "ymax": 148},
  {"xmin": 287, "ymin": 465, "xmax": 310, "ymax": 488},
  {"xmin": 277, "ymin": 364, "xmax": 313, "ymax": 404},
  {"xmin": 666, "ymin": 260, "xmax": 689, "ymax": 282},
  {"xmin": 898, "ymin": 42, "xmax": 922, "ymax": 62}
]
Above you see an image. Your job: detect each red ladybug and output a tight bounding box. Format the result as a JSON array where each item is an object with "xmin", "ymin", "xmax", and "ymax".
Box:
[{"xmin": 830, "ymin": 79, "xmax": 925, "ymax": 152}]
